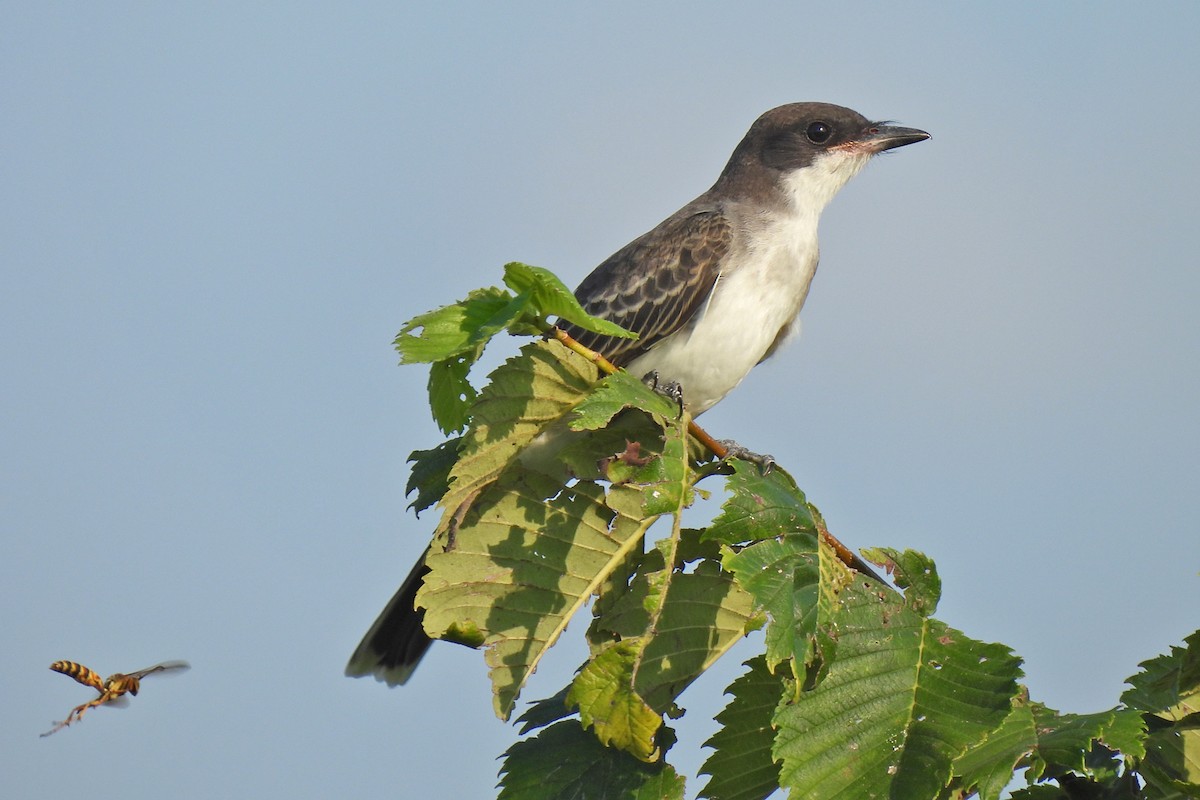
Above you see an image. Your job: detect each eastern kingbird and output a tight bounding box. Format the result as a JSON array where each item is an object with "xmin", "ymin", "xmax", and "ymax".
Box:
[{"xmin": 347, "ymin": 102, "xmax": 929, "ymax": 685}]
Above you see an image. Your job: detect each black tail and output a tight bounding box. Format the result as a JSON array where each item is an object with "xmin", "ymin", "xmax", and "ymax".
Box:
[{"xmin": 346, "ymin": 552, "xmax": 434, "ymax": 685}]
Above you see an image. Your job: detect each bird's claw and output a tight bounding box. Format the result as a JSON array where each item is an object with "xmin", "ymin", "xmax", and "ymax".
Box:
[
  {"xmin": 641, "ymin": 370, "xmax": 685, "ymax": 418},
  {"xmin": 717, "ymin": 439, "xmax": 776, "ymax": 474}
]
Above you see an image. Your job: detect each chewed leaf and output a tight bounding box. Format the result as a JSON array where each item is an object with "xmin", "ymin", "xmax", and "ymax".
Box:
[{"xmin": 862, "ymin": 546, "xmax": 941, "ymax": 617}]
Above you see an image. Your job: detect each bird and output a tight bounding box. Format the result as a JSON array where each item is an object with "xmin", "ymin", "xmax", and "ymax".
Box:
[{"xmin": 347, "ymin": 102, "xmax": 930, "ymax": 686}]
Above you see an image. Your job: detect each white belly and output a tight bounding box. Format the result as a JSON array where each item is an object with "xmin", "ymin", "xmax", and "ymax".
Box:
[{"xmin": 626, "ymin": 218, "xmax": 820, "ymax": 415}]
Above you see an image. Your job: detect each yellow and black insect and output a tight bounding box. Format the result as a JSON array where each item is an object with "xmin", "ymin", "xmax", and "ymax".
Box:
[{"xmin": 41, "ymin": 659, "xmax": 190, "ymax": 737}]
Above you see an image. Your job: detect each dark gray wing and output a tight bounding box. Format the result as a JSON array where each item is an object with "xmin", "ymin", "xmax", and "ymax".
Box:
[{"xmin": 561, "ymin": 210, "xmax": 731, "ymax": 367}]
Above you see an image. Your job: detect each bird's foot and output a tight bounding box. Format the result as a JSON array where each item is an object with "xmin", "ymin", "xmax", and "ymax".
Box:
[
  {"xmin": 717, "ymin": 439, "xmax": 776, "ymax": 474},
  {"xmin": 641, "ymin": 370, "xmax": 685, "ymax": 418}
]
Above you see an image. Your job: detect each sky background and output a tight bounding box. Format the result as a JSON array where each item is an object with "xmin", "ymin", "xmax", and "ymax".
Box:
[{"xmin": 3, "ymin": 3, "xmax": 1198, "ymax": 798}]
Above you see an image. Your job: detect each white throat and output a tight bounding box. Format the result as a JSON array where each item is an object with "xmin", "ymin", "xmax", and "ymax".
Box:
[{"xmin": 781, "ymin": 150, "xmax": 872, "ymax": 216}]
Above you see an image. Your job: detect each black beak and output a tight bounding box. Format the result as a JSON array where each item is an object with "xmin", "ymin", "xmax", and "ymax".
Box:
[{"xmin": 860, "ymin": 123, "xmax": 931, "ymax": 153}]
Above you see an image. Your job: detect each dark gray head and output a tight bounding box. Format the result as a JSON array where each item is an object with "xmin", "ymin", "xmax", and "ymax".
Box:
[{"xmin": 713, "ymin": 102, "xmax": 929, "ymax": 206}]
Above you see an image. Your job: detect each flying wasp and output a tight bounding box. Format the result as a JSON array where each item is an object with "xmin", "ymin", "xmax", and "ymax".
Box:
[{"xmin": 41, "ymin": 659, "xmax": 190, "ymax": 737}]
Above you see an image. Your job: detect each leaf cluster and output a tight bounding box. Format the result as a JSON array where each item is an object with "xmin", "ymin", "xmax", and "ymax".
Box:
[{"xmin": 390, "ymin": 265, "xmax": 1200, "ymax": 799}]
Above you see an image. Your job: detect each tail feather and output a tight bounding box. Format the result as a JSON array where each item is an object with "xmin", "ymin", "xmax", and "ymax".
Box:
[{"xmin": 346, "ymin": 553, "xmax": 433, "ymax": 685}]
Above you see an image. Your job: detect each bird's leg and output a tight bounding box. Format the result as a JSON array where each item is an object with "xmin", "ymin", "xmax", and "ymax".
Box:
[
  {"xmin": 640, "ymin": 370, "xmax": 685, "ymax": 418},
  {"xmin": 716, "ymin": 439, "xmax": 776, "ymax": 474}
]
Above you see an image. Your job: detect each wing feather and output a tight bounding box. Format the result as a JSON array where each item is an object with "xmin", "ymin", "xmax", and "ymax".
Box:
[{"xmin": 561, "ymin": 210, "xmax": 730, "ymax": 367}]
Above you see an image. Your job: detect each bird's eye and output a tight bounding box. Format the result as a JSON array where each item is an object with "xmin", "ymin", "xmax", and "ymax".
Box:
[{"xmin": 806, "ymin": 121, "xmax": 832, "ymax": 144}]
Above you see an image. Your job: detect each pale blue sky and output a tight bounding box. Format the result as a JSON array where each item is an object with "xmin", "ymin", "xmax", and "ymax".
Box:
[{"xmin": 4, "ymin": 3, "xmax": 1198, "ymax": 798}]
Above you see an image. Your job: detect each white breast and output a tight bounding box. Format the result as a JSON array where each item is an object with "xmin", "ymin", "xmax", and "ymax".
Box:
[
  {"xmin": 626, "ymin": 209, "xmax": 819, "ymax": 414},
  {"xmin": 625, "ymin": 149, "xmax": 870, "ymax": 415}
]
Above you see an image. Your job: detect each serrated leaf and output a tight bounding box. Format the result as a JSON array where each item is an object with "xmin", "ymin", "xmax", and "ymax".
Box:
[
  {"xmin": 1098, "ymin": 704, "xmax": 1151, "ymax": 761},
  {"xmin": 427, "ymin": 354, "xmax": 478, "ymax": 434},
  {"xmin": 704, "ymin": 461, "xmax": 817, "ymax": 546},
  {"xmin": 434, "ymin": 339, "xmax": 598, "ymax": 540},
  {"xmin": 773, "ymin": 580, "xmax": 1022, "ymax": 799},
  {"xmin": 419, "ymin": 477, "xmax": 657, "ymax": 719},
  {"xmin": 516, "ymin": 686, "xmax": 575, "ymax": 734},
  {"xmin": 953, "ymin": 697, "xmax": 1147, "ymax": 800},
  {"xmin": 1124, "ymin": 630, "xmax": 1200, "ymax": 720},
  {"xmin": 469, "ymin": 290, "xmax": 538, "ymax": 346},
  {"xmin": 568, "ymin": 639, "xmax": 663, "ymax": 761},
  {"xmin": 1122, "ymin": 631, "xmax": 1200, "ymax": 794},
  {"xmin": 394, "ymin": 285, "xmax": 515, "ymax": 363},
  {"xmin": 1140, "ymin": 721, "xmax": 1200, "ymax": 798},
  {"xmin": 698, "ymin": 656, "xmax": 788, "ymax": 800},
  {"xmin": 862, "ymin": 546, "xmax": 941, "ymax": 617},
  {"xmin": 950, "ymin": 694, "xmax": 1040, "ymax": 800},
  {"xmin": 569, "ymin": 370, "xmax": 680, "ymax": 432},
  {"xmin": 405, "ymin": 437, "xmax": 463, "ymax": 516},
  {"xmin": 498, "ymin": 719, "xmax": 685, "ymax": 800},
  {"xmin": 503, "ymin": 262, "xmax": 637, "ymax": 339},
  {"xmin": 722, "ymin": 534, "xmax": 850, "ymax": 681},
  {"xmin": 591, "ymin": 553, "xmax": 758, "ymax": 716},
  {"xmin": 1007, "ymin": 779, "xmax": 1145, "ymax": 800},
  {"xmin": 1033, "ymin": 708, "xmax": 1147, "ymax": 778}
]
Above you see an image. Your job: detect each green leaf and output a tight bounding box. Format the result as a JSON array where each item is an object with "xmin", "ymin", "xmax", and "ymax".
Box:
[
  {"xmin": 427, "ymin": 354, "xmax": 478, "ymax": 434},
  {"xmin": 703, "ymin": 461, "xmax": 817, "ymax": 546},
  {"xmin": 405, "ymin": 437, "xmax": 463, "ymax": 516},
  {"xmin": 589, "ymin": 550, "xmax": 759, "ymax": 718},
  {"xmin": 952, "ymin": 696, "xmax": 1146, "ymax": 800},
  {"xmin": 861, "ymin": 546, "xmax": 941, "ymax": 617},
  {"xmin": 1123, "ymin": 631, "xmax": 1200, "ymax": 795},
  {"xmin": 722, "ymin": 534, "xmax": 850, "ymax": 682},
  {"xmin": 515, "ymin": 686, "xmax": 575, "ymax": 734},
  {"xmin": 568, "ymin": 639, "xmax": 663, "ymax": 762},
  {"xmin": 556, "ymin": 411, "xmax": 667, "ymax": 483},
  {"xmin": 503, "ymin": 262, "xmax": 637, "ymax": 339},
  {"xmin": 469, "ymin": 290, "xmax": 538, "ymax": 345},
  {"xmin": 1007, "ymin": 778, "xmax": 1144, "ymax": 800},
  {"xmin": 568, "ymin": 370, "xmax": 681, "ymax": 432},
  {"xmin": 586, "ymin": 423, "xmax": 759, "ymax": 722},
  {"xmin": 627, "ymin": 410, "xmax": 691, "ymax": 518},
  {"xmin": 1140, "ymin": 720, "xmax": 1200, "ymax": 798},
  {"xmin": 1124, "ymin": 630, "xmax": 1200, "ymax": 720},
  {"xmin": 394, "ymin": 285, "xmax": 515, "ymax": 364},
  {"xmin": 950, "ymin": 693, "xmax": 1040, "ymax": 800},
  {"xmin": 419, "ymin": 477, "xmax": 657, "ymax": 719},
  {"xmin": 773, "ymin": 580, "xmax": 1022, "ymax": 799},
  {"xmin": 699, "ymin": 656, "xmax": 788, "ymax": 800},
  {"xmin": 396, "ymin": 283, "xmax": 554, "ymax": 432},
  {"xmin": 433, "ymin": 339, "xmax": 598, "ymax": 541},
  {"xmin": 498, "ymin": 719, "xmax": 685, "ymax": 800}
]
